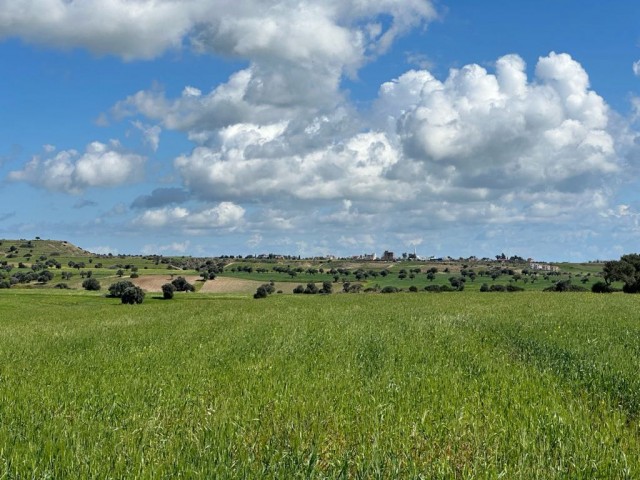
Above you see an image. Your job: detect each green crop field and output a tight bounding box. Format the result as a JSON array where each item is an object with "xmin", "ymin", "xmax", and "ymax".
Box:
[{"xmin": 1, "ymin": 290, "xmax": 639, "ymax": 478}]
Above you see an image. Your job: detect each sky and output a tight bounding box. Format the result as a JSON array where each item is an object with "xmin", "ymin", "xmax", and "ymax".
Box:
[{"xmin": 1, "ymin": 1, "xmax": 640, "ymax": 261}]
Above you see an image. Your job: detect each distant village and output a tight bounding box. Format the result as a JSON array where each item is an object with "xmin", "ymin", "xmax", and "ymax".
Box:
[{"xmin": 245, "ymin": 250, "xmax": 560, "ymax": 272}]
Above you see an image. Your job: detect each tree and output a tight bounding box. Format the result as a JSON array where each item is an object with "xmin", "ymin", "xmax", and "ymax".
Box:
[
  {"xmin": 109, "ymin": 280, "xmax": 135, "ymax": 298},
  {"xmin": 121, "ymin": 286, "xmax": 145, "ymax": 304},
  {"xmin": 171, "ymin": 276, "xmax": 195, "ymax": 292},
  {"xmin": 591, "ymin": 281, "xmax": 614, "ymax": 293},
  {"xmin": 320, "ymin": 280, "xmax": 332, "ymax": 294},
  {"xmin": 82, "ymin": 278, "xmax": 101, "ymax": 291},
  {"xmin": 162, "ymin": 283, "xmax": 176, "ymax": 299},
  {"xmin": 602, "ymin": 254, "xmax": 640, "ymax": 292}
]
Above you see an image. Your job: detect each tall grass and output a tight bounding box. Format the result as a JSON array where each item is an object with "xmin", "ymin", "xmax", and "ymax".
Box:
[{"xmin": 0, "ymin": 291, "xmax": 638, "ymax": 478}]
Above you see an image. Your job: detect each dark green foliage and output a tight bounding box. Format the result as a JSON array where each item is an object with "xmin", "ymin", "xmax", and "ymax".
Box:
[
  {"xmin": 171, "ymin": 276, "xmax": 195, "ymax": 292},
  {"xmin": 82, "ymin": 278, "xmax": 101, "ymax": 291},
  {"xmin": 304, "ymin": 283, "xmax": 319, "ymax": 294},
  {"xmin": 108, "ymin": 280, "xmax": 135, "ymax": 298},
  {"xmin": 320, "ymin": 281, "xmax": 332, "ymax": 294},
  {"xmin": 591, "ymin": 281, "xmax": 615, "ymax": 294},
  {"xmin": 0, "ymin": 280, "xmax": 10, "ymax": 289},
  {"xmin": 37, "ymin": 270, "xmax": 54, "ymax": 284},
  {"xmin": 130, "ymin": 273, "xmax": 139, "ymax": 279},
  {"xmin": 409, "ymin": 285, "xmax": 418, "ymax": 292},
  {"xmin": 293, "ymin": 285, "xmax": 305, "ymax": 294},
  {"xmin": 381, "ymin": 286, "xmax": 399, "ymax": 294},
  {"xmin": 544, "ymin": 280, "xmax": 587, "ymax": 292},
  {"xmin": 53, "ymin": 283, "xmax": 69, "ymax": 289},
  {"xmin": 121, "ymin": 286, "xmax": 145, "ymax": 304},
  {"xmin": 253, "ymin": 282, "xmax": 276, "ymax": 299},
  {"xmin": 162, "ymin": 283, "xmax": 176, "ymax": 300}
]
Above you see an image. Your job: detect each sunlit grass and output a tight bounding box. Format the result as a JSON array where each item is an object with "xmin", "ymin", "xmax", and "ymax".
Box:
[{"xmin": 1, "ymin": 291, "xmax": 639, "ymax": 477}]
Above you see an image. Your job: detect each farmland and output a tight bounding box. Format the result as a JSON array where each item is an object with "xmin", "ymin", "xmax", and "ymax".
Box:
[{"xmin": 1, "ymin": 290, "xmax": 640, "ymax": 478}]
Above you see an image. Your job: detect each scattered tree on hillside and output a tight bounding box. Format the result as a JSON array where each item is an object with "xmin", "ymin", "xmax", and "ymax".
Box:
[
  {"xmin": 121, "ymin": 286, "xmax": 145, "ymax": 304},
  {"xmin": 172, "ymin": 276, "xmax": 195, "ymax": 292},
  {"xmin": 109, "ymin": 280, "xmax": 135, "ymax": 298},
  {"xmin": 82, "ymin": 278, "xmax": 101, "ymax": 291},
  {"xmin": 162, "ymin": 283, "xmax": 176, "ymax": 299}
]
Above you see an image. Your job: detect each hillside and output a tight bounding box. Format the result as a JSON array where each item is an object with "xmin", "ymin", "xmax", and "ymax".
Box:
[{"xmin": 0, "ymin": 238, "xmax": 91, "ymax": 259}]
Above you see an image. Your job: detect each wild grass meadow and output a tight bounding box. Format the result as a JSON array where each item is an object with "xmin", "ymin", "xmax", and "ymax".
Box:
[{"xmin": 1, "ymin": 290, "xmax": 639, "ymax": 478}]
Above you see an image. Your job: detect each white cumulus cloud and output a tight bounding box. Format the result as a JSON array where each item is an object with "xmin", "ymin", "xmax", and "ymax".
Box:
[
  {"xmin": 136, "ymin": 202, "xmax": 245, "ymax": 230},
  {"xmin": 8, "ymin": 141, "xmax": 146, "ymax": 194}
]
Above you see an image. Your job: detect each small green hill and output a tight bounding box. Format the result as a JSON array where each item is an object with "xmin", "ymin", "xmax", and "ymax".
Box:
[{"xmin": 0, "ymin": 238, "xmax": 91, "ymax": 260}]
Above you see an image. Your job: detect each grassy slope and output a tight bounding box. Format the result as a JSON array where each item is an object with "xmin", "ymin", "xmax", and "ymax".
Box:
[{"xmin": 1, "ymin": 290, "xmax": 639, "ymax": 478}]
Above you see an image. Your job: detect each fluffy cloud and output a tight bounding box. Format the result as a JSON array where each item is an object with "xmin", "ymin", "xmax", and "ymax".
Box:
[
  {"xmin": 8, "ymin": 141, "xmax": 145, "ymax": 194},
  {"xmin": 165, "ymin": 53, "xmax": 620, "ymax": 227},
  {"xmin": 0, "ymin": 0, "xmax": 436, "ymax": 62},
  {"xmin": 388, "ymin": 52, "xmax": 618, "ymax": 195},
  {"xmin": 136, "ymin": 202, "xmax": 245, "ymax": 230}
]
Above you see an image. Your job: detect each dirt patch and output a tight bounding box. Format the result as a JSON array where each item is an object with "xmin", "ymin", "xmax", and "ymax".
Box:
[
  {"xmin": 200, "ymin": 277, "xmax": 301, "ymax": 294},
  {"xmin": 199, "ymin": 277, "xmax": 269, "ymax": 294},
  {"xmin": 130, "ymin": 275, "xmax": 200, "ymax": 292}
]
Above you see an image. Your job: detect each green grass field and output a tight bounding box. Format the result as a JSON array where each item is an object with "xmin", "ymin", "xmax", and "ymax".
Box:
[{"xmin": 1, "ymin": 290, "xmax": 639, "ymax": 478}]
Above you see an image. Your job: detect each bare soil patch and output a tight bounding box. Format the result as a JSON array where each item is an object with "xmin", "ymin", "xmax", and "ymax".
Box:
[
  {"xmin": 131, "ymin": 275, "xmax": 200, "ymax": 292},
  {"xmin": 200, "ymin": 277, "xmax": 301, "ymax": 294}
]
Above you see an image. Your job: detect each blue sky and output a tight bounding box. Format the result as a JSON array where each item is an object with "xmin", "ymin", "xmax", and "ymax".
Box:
[{"xmin": 1, "ymin": 0, "xmax": 640, "ymax": 261}]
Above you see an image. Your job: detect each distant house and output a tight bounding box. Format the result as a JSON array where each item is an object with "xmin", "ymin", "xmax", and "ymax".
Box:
[
  {"xmin": 529, "ymin": 262, "xmax": 560, "ymax": 272},
  {"xmin": 382, "ymin": 251, "xmax": 395, "ymax": 261}
]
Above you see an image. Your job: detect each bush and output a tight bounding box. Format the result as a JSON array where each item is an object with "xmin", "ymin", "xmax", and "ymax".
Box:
[
  {"xmin": 544, "ymin": 280, "xmax": 587, "ymax": 292},
  {"xmin": 130, "ymin": 273, "xmax": 139, "ymax": 279},
  {"xmin": 293, "ymin": 285, "xmax": 305, "ymax": 294},
  {"xmin": 591, "ymin": 281, "xmax": 614, "ymax": 293},
  {"xmin": 253, "ymin": 282, "xmax": 276, "ymax": 299},
  {"xmin": 108, "ymin": 280, "xmax": 135, "ymax": 298},
  {"xmin": 53, "ymin": 283, "xmax": 69, "ymax": 289},
  {"xmin": 480, "ymin": 283, "xmax": 489, "ymax": 292},
  {"xmin": 381, "ymin": 286, "xmax": 399, "ymax": 294},
  {"xmin": 304, "ymin": 283, "xmax": 319, "ymax": 294},
  {"xmin": 409, "ymin": 285, "xmax": 418, "ymax": 292},
  {"xmin": 320, "ymin": 281, "xmax": 332, "ymax": 294},
  {"xmin": 253, "ymin": 286, "xmax": 269, "ymax": 299},
  {"xmin": 171, "ymin": 276, "xmax": 195, "ymax": 292},
  {"xmin": 0, "ymin": 280, "xmax": 10, "ymax": 289},
  {"xmin": 121, "ymin": 286, "xmax": 145, "ymax": 304},
  {"xmin": 82, "ymin": 278, "xmax": 101, "ymax": 291},
  {"xmin": 162, "ymin": 283, "xmax": 176, "ymax": 299}
]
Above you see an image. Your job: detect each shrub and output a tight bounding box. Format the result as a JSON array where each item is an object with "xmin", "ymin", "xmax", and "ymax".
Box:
[
  {"xmin": 505, "ymin": 285, "xmax": 524, "ymax": 292},
  {"xmin": 53, "ymin": 283, "xmax": 69, "ymax": 289},
  {"xmin": 320, "ymin": 281, "xmax": 333, "ymax": 294},
  {"xmin": 82, "ymin": 278, "xmax": 101, "ymax": 291},
  {"xmin": 0, "ymin": 280, "xmax": 10, "ymax": 289},
  {"xmin": 171, "ymin": 276, "xmax": 195, "ymax": 292},
  {"xmin": 121, "ymin": 286, "xmax": 145, "ymax": 304},
  {"xmin": 304, "ymin": 283, "xmax": 319, "ymax": 294},
  {"xmin": 381, "ymin": 286, "xmax": 399, "ymax": 294},
  {"xmin": 253, "ymin": 283, "xmax": 276, "ymax": 299},
  {"xmin": 591, "ymin": 281, "xmax": 614, "ymax": 293},
  {"xmin": 293, "ymin": 285, "xmax": 305, "ymax": 294},
  {"xmin": 162, "ymin": 283, "xmax": 176, "ymax": 299},
  {"xmin": 253, "ymin": 286, "xmax": 269, "ymax": 299},
  {"xmin": 544, "ymin": 280, "xmax": 587, "ymax": 292},
  {"xmin": 130, "ymin": 273, "xmax": 139, "ymax": 279},
  {"xmin": 480, "ymin": 283, "xmax": 489, "ymax": 292},
  {"xmin": 108, "ymin": 280, "xmax": 135, "ymax": 298}
]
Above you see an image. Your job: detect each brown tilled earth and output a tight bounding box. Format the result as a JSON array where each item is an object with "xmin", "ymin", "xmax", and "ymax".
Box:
[
  {"xmin": 130, "ymin": 275, "xmax": 201, "ymax": 292},
  {"xmin": 130, "ymin": 275, "xmax": 300, "ymax": 294}
]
